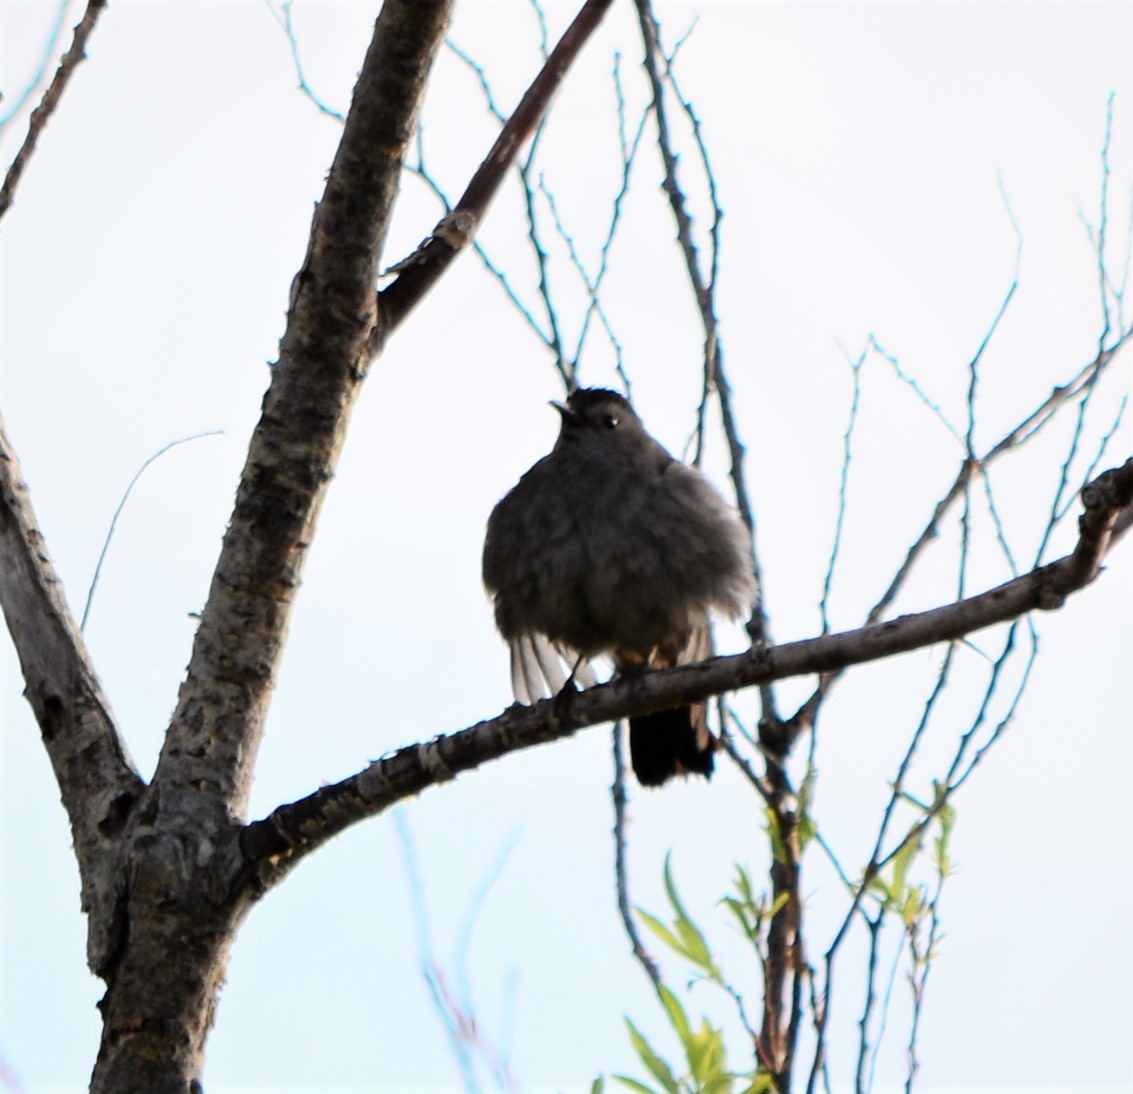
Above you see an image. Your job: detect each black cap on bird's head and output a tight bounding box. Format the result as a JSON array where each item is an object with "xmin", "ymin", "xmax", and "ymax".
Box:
[{"xmin": 550, "ymin": 387, "xmax": 639, "ymax": 437}]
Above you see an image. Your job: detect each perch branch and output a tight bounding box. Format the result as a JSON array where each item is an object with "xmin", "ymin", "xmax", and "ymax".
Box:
[{"xmin": 239, "ymin": 459, "xmax": 1132, "ymax": 887}]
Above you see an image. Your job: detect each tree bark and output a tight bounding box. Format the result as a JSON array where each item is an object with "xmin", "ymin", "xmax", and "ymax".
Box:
[
  {"xmin": 82, "ymin": 3, "xmax": 456, "ymax": 1088},
  {"xmin": 0, "ymin": 0, "xmax": 626, "ymax": 1085}
]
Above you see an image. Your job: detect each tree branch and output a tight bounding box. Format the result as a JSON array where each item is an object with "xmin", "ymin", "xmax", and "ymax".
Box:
[
  {"xmin": 0, "ymin": 0, "xmax": 107, "ymax": 223},
  {"xmin": 790, "ymin": 333, "xmax": 1132, "ymax": 745},
  {"xmin": 632, "ymin": 0, "xmax": 776, "ymax": 715},
  {"xmin": 240, "ymin": 459, "xmax": 1132, "ymax": 886},
  {"xmin": 374, "ymin": 0, "xmax": 617, "ymax": 344},
  {"xmin": 153, "ymin": 0, "xmax": 455, "ymax": 821},
  {"xmin": 0, "ymin": 414, "xmax": 142, "ymax": 970}
]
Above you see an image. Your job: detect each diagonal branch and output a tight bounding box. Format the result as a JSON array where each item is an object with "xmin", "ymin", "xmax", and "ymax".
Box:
[
  {"xmin": 0, "ymin": 0, "xmax": 107, "ymax": 222},
  {"xmin": 153, "ymin": 0, "xmax": 456, "ymax": 821},
  {"xmin": 239, "ymin": 459, "xmax": 1132, "ymax": 888},
  {"xmin": 374, "ymin": 0, "xmax": 617, "ymax": 344},
  {"xmin": 0, "ymin": 414, "xmax": 142, "ymax": 969},
  {"xmin": 633, "ymin": 0, "xmax": 775, "ymax": 701},
  {"xmin": 789, "ymin": 333, "xmax": 1132, "ymax": 745}
]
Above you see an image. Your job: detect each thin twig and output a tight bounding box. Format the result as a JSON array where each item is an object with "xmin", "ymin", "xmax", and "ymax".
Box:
[
  {"xmin": 868, "ymin": 336, "xmax": 964, "ymax": 446},
  {"xmin": 821, "ymin": 346, "xmax": 866, "ymax": 634},
  {"xmin": 977, "ymin": 462, "xmax": 1021, "ymax": 577},
  {"xmin": 1056, "ymin": 394, "xmax": 1128, "ymax": 522},
  {"xmin": 1094, "ymin": 93, "xmax": 1115, "ymax": 347},
  {"xmin": 262, "ymin": 0, "xmax": 345, "ymax": 121},
  {"xmin": 81, "ymin": 431, "xmax": 223, "ymax": 632},
  {"xmin": 0, "ymin": 0, "xmax": 70, "ymax": 130},
  {"xmin": 611, "ymin": 722, "xmax": 662, "ymax": 989},
  {"xmin": 1034, "ymin": 105, "xmax": 1124, "ymax": 564},
  {"xmin": 634, "ymin": 0, "xmax": 777, "ymax": 731},
  {"xmin": 403, "ymin": 130, "xmax": 553, "ymax": 346},
  {"xmin": 518, "ymin": 133, "xmax": 568, "ymax": 386},
  {"xmin": 809, "ymin": 645, "xmax": 957, "ymax": 1093},
  {"xmin": 718, "ymin": 730, "xmax": 774, "ymax": 807},
  {"xmin": 870, "ymin": 914, "xmax": 907, "ymax": 1094},
  {"xmin": 905, "ymin": 898, "xmax": 942, "ymax": 1094},
  {"xmin": 0, "ymin": 0, "xmax": 108, "ymax": 222},
  {"xmin": 393, "ymin": 810, "xmax": 520, "ymax": 1092},
  {"xmin": 856, "ymin": 911, "xmax": 884, "ymax": 1094},
  {"xmin": 376, "ymin": 0, "xmax": 618, "ymax": 346},
  {"xmin": 431, "ymin": 37, "xmax": 569, "ymax": 383},
  {"xmin": 793, "ymin": 329, "xmax": 1131, "ymax": 743}
]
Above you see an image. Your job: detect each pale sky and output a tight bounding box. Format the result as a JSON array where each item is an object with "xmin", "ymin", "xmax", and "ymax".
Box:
[{"xmin": 0, "ymin": 1, "xmax": 1130, "ymax": 1091}]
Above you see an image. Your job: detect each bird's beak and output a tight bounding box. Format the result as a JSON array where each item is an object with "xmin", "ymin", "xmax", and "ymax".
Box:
[{"xmin": 550, "ymin": 399, "xmax": 578, "ymax": 423}]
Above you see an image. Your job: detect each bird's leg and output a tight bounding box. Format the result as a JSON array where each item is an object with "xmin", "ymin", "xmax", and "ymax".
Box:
[
  {"xmin": 552, "ymin": 653, "xmax": 589, "ymax": 720},
  {"xmin": 563, "ymin": 652, "xmax": 589, "ymax": 691}
]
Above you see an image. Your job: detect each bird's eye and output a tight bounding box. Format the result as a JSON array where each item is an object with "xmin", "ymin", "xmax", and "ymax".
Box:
[{"xmin": 603, "ymin": 414, "xmax": 619, "ymax": 429}]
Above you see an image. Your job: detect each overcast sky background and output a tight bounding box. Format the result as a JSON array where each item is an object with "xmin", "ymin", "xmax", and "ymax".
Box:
[{"xmin": 0, "ymin": 1, "xmax": 1131, "ymax": 1091}]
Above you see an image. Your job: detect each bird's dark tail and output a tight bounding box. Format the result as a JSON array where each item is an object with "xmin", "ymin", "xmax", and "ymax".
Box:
[{"xmin": 629, "ymin": 702, "xmax": 716, "ymax": 787}]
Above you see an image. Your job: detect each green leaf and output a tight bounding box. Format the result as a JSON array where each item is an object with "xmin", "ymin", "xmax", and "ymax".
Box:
[
  {"xmin": 737, "ymin": 1070, "xmax": 779, "ymax": 1094},
  {"xmin": 866, "ymin": 870, "xmax": 893, "ymax": 906},
  {"xmin": 902, "ymin": 886, "xmax": 925, "ymax": 928},
  {"xmin": 796, "ymin": 766, "xmax": 818, "ymax": 852},
  {"xmin": 706, "ymin": 1067, "xmax": 750, "ymax": 1094},
  {"xmin": 591, "ymin": 1078, "xmax": 605, "ymax": 1094},
  {"xmin": 637, "ymin": 908, "xmax": 688, "ymax": 958},
  {"xmin": 663, "ymin": 854, "xmax": 718, "ymax": 975},
  {"xmin": 721, "ymin": 895, "xmax": 746, "ymax": 927},
  {"xmin": 722, "ymin": 896, "xmax": 758, "ymax": 939},
  {"xmin": 657, "ymin": 982, "xmax": 693, "ymax": 1044},
  {"xmin": 675, "ymin": 919, "xmax": 715, "ymax": 975},
  {"xmin": 625, "ymin": 1017, "xmax": 680, "ymax": 1094},
  {"xmin": 722, "ymin": 866, "xmax": 763, "ymax": 938},
  {"xmin": 703, "ymin": 1074, "xmax": 737, "ymax": 1094},
  {"xmin": 612, "ymin": 1077, "xmax": 659, "ymax": 1094},
  {"xmin": 795, "ymin": 809, "xmax": 818, "ymax": 854},
  {"xmin": 685, "ymin": 1018, "xmax": 726, "ymax": 1080},
  {"xmin": 933, "ymin": 792, "xmax": 957, "ymax": 875},
  {"xmin": 763, "ymin": 806, "xmax": 786, "ymax": 863},
  {"xmin": 890, "ymin": 831, "xmax": 920, "ymax": 896},
  {"xmin": 733, "ymin": 864, "xmax": 755, "ymax": 905}
]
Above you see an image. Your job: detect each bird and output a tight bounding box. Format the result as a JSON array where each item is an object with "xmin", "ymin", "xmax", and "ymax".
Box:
[{"xmin": 482, "ymin": 387, "xmax": 755, "ymax": 786}]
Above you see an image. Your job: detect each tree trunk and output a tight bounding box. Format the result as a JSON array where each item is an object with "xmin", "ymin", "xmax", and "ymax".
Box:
[{"xmin": 87, "ymin": 814, "xmax": 255, "ymax": 1093}]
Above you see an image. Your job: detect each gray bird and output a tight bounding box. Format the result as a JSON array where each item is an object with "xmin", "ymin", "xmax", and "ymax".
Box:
[{"xmin": 482, "ymin": 387, "xmax": 755, "ymax": 787}]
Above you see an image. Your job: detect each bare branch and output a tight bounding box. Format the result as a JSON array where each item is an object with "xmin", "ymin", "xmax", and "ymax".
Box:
[
  {"xmin": 813, "ymin": 645, "xmax": 958, "ymax": 1083},
  {"xmin": 869, "ymin": 336, "xmax": 964, "ymax": 445},
  {"xmin": 633, "ymin": 0, "xmax": 777, "ymax": 740},
  {"xmin": 393, "ymin": 810, "xmax": 520, "ymax": 1089},
  {"xmin": 376, "ymin": 0, "xmax": 618, "ymax": 343},
  {"xmin": 155, "ymin": 0, "xmax": 456, "ymax": 820},
  {"xmin": 0, "ymin": 414, "xmax": 143, "ymax": 971},
  {"xmin": 611, "ymin": 723, "xmax": 662, "ymax": 989},
  {"xmin": 792, "ymin": 330, "xmax": 1131, "ymax": 743},
  {"xmin": 820, "ymin": 346, "xmax": 866, "ymax": 633},
  {"xmin": 0, "ymin": 0, "xmax": 107, "ymax": 222},
  {"xmin": 81, "ymin": 431, "xmax": 223, "ymax": 632},
  {"xmin": 402, "ymin": 131, "xmax": 554, "ymax": 347},
  {"xmin": 239, "ymin": 458, "xmax": 1132, "ymax": 884},
  {"xmin": 905, "ymin": 896, "xmax": 942, "ymax": 1094},
  {"xmin": 1094, "ymin": 92, "xmax": 1115, "ymax": 345},
  {"xmin": 0, "ymin": 0, "xmax": 69, "ymax": 130},
  {"xmin": 263, "ymin": 0, "xmax": 346, "ymax": 122}
]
